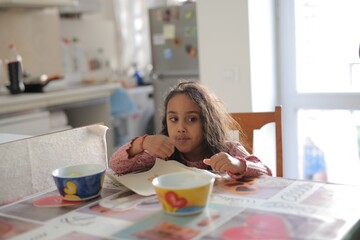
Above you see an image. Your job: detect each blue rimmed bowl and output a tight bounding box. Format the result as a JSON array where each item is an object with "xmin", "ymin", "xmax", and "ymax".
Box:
[{"xmin": 52, "ymin": 164, "xmax": 106, "ymax": 201}]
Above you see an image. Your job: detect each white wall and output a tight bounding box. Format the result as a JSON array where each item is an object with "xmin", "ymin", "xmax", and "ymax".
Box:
[
  {"xmin": 197, "ymin": 0, "xmax": 252, "ymax": 112},
  {"xmin": 0, "ymin": 8, "xmax": 63, "ymax": 84},
  {"xmin": 248, "ymin": 0, "xmax": 277, "ymax": 111},
  {"xmin": 197, "ymin": 0, "xmax": 277, "ymax": 112},
  {"xmin": 60, "ymin": 18, "xmax": 118, "ymax": 70},
  {"xmin": 59, "ymin": 0, "xmax": 119, "ymax": 75}
]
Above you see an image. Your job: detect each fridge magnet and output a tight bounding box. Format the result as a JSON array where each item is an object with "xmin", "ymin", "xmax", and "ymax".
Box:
[
  {"xmin": 152, "ymin": 34, "xmax": 165, "ymax": 46},
  {"xmin": 155, "ymin": 10, "xmax": 162, "ymax": 21},
  {"xmin": 185, "ymin": 44, "xmax": 197, "ymax": 57},
  {"xmin": 184, "ymin": 10, "xmax": 194, "ymax": 20},
  {"xmin": 162, "ymin": 9, "xmax": 171, "ymax": 22},
  {"xmin": 173, "ymin": 7, "xmax": 180, "ymax": 20},
  {"xmin": 163, "ymin": 24, "xmax": 175, "ymax": 40},
  {"xmin": 172, "ymin": 36, "xmax": 181, "ymax": 47},
  {"xmin": 163, "ymin": 49, "xmax": 173, "ymax": 59},
  {"xmin": 184, "ymin": 26, "xmax": 197, "ymax": 37}
]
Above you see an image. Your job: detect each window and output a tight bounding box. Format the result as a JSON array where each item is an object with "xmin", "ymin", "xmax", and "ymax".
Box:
[
  {"xmin": 278, "ymin": 0, "xmax": 360, "ymax": 184},
  {"xmin": 113, "ymin": 0, "xmax": 151, "ymax": 74},
  {"xmin": 295, "ymin": 0, "xmax": 360, "ymax": 93}
]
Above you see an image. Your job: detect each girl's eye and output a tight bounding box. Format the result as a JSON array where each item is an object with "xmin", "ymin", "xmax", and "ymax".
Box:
[
  {"xmin": 169, "ymin": 117, "xmax": 177, "ymax": 122},
  {"xmin": 188, "ymin": 116, "xmax": 198, "ymax": 122}
]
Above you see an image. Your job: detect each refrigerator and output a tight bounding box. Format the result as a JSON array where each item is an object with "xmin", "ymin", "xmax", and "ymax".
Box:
[{"xmin": 148, "ymin": 2, "xmax": 199, "ymax": 132}]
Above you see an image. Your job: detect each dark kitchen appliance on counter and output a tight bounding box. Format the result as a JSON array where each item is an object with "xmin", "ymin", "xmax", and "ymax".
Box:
[
  {"xmin": 6, "ymin": 73, "xmax": 63, "ymax": 94},
  {"xmin": 23, "ymin": 73, "xmax": 62, "ymax": 93}
]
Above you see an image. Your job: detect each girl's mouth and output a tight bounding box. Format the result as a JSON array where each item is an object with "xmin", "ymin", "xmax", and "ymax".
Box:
[
  {"xmin": 176, "ymin": 135, "xmax": 189, "ymax": 139},
  {"xmin": 176, "ymin": 137, "xmax": 190, "ymax": 144}
]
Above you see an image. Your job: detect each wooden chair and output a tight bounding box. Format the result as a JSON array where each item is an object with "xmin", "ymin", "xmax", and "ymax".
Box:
[{"xmin": 230, "ymin": 106, "xmax": 283, "ymax": 177}]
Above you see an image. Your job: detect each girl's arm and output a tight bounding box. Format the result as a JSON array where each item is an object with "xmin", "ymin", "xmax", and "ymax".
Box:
[
  {"xmin": 109, "ymin": 134, "xmax": 176, "ymax": 174},
  {"xmin": 203, "ymin": 141, "xmax": 273, "ymax": 179},
  {"xmin": 227, "ymin": 141, "xmax": 273, "ymax": 178},
  {"xmin": 109, "ymin": 136, "xmax": 156, "ymax": 174}
]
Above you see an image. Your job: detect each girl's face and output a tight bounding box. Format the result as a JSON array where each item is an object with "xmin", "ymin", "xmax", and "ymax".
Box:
[{"xmin": 166, "ymin": 94, "xmax": 204, "ymax": 160}]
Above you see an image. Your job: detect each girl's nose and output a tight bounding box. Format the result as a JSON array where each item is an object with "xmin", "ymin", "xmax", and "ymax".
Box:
[
  {"xmin": 177, "ymin": 128, "xmax": 185, "ymax": 133},
  {"xmin": 177, "ymin": 121, "xmax": 186, "ymax": 132}
]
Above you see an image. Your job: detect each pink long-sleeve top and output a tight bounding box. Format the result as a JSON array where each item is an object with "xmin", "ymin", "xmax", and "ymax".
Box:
[{"xmin": 109, "ymin": 140, "xmax": 272, "ymax": 179}]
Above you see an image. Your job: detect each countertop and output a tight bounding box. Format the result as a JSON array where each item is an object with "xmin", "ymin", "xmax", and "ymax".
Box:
[
  {"xmin": 0, "ymin": 133, "xmax": 31, "ymax": 144},
  {"xmin": 0, "ymin": 83, "xmax": 120, "ymax": 115}
]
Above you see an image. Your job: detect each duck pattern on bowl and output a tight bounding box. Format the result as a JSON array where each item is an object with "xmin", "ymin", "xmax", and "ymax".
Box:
[{"xmin": 53, "ymin": 172, "xmax": 105, "ymax": 201}]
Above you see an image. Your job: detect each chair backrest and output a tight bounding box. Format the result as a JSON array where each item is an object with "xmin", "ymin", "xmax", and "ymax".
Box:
[{"xmin": 230, "ymin": 106, "xmax": 283, "ymax": 177}]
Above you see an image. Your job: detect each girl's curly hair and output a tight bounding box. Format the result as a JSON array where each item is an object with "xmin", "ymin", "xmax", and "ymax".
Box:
[{"xmin": 160, "ymin": 81, "xmax": 244, "ymax": 159}]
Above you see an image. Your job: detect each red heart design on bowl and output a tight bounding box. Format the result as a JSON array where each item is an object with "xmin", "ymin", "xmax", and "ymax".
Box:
[{"xmin": 165, "ymin": 191, "xmax": 187, "ymax": 208}]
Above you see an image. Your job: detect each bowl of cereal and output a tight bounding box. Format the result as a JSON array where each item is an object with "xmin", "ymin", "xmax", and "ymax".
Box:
[
  {"xmin": 52, "ymin": 163, "xmax": 106, "ymax": 201},
  {"xmin": 152, "ymin": 171, "xmax": 215, "ymax": 216}
]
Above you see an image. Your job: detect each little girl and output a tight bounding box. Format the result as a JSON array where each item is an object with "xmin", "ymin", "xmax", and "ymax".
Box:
[{"xmin": 109, "ymin": 81, "xmax": 272, "ymax": 179}]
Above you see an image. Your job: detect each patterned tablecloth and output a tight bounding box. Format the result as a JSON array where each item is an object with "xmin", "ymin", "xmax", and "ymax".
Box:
[{"xmin": 1, "ymin": 174, "xmax": 360, "ymax": 240}]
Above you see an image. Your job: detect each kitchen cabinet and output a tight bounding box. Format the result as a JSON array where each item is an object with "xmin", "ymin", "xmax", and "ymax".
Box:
[
  {"xmin": 59, "ymin": 0, "xmax": 100, "ymax": 14},
  {"xmin": 0, "ymin": 111, "xmax": 51, "ymax": 136},
  {"xmin": 0, "ymin": 83, "xmax": 119, "ymax": 155},
  {"xmin": 0, "ymin": 0, "xmax": 77, "ymax": 8}
]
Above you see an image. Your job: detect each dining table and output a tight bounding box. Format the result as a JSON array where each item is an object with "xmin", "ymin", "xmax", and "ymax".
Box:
[{"xmin": 1, "ymin": 172, "xmax": 360, "ymax": 240}]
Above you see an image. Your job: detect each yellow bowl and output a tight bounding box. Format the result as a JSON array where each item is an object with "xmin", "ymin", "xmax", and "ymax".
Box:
[{"xmin": 152, "ymin": 171, "xmax": 215, "ymax": 216}]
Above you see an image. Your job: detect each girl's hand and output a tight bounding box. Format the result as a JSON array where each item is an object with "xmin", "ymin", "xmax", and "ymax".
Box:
[
  {"xmin": 142, "ymin": 135, "xmax": 175, "ymax": 159},
  {"xmin": 203, "ymin": 152, "xmax": 244, "ymax": 174}
]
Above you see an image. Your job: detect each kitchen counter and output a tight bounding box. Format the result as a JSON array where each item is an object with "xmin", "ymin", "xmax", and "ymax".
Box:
[
  {"xmin": 0, "ymin": 83, "xmax": 120, "ymax": 155},
  {"xmin": 0, "ymin": 83, "xmax": 119, "ymax": 115},
  {"xmin": 0, "ymin": 133, "xmax": 31, "ymax": 144}
]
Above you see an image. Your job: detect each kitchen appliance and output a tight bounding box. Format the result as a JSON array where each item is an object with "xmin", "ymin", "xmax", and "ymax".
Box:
[
  {"xmin": 23, "ymin": 73, "xmax": 62, "ymax": 93},
  {"xmin": 5, "ymin": 43, "xmax": 24, "ymax": 94},
  {"xmin": 148, "ymin": 2, "xmax": 199, "ymax": 132},
  {"xmin": 6, "ymin": 73, "xmax": 63, "ymax": 93}
]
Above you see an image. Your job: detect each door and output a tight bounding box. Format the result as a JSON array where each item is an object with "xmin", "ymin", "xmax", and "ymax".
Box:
[{"xmin": 278, "ymin": 0, "xmax": 360, "ymax": 184}]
